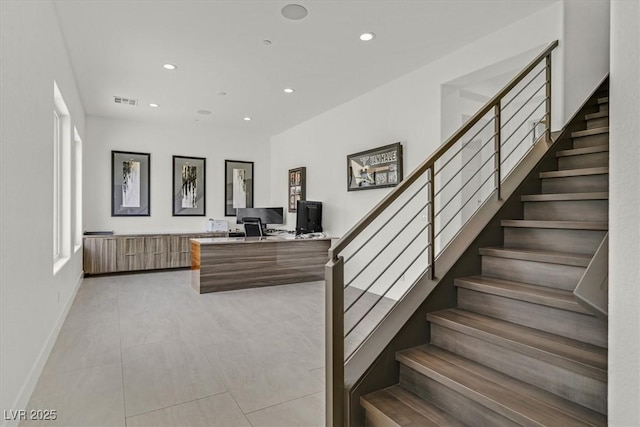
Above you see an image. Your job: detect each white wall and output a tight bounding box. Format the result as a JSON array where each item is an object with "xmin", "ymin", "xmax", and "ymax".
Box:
[
  {"xmin": 84, "ymin": 117, "xmax": 271, "ymax": 233},
  {"xmin": 609, "ymin": 0, "xmax": 640, "ymax": 424},
  {"xmin": 562, "ymin": 0, "xmax": 611, "ymax": 124},
  {"xmin": 270, "ymin": 2, "xmax": 564, "ymax": 238},
  {"xmin": 0, "ymin": 1, "xmax": 85, "ymax": 423}
]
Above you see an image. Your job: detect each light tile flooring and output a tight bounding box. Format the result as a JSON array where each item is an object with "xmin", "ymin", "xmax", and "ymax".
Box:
[{"xmin": 22, "ymin": 271, "xmax": 327, "ymax": 427}]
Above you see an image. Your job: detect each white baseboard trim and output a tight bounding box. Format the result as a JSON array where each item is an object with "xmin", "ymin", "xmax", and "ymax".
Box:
[{"xmin": 2, "ymin": 272, "xmax": 84, "ymax": 427}]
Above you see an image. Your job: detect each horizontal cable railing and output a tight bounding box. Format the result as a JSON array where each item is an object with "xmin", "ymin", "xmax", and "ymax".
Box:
[{"xmin": 326, "ymin": 40, "xmax": 558, "ymax": 427}]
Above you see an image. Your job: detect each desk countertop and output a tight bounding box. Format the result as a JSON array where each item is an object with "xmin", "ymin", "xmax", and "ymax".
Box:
[{"xmin": 192, "ymin": 235, "xmax": 331, "ymax": 245}]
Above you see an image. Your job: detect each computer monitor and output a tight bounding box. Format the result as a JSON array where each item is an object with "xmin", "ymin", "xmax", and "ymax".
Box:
[
  {"xmin": 296, "ymin": 201, "xmax": 322, "ymax": 234},
  {"xmin": 236, "ymin": 207, "xmax": 284, "ymax": 227}
]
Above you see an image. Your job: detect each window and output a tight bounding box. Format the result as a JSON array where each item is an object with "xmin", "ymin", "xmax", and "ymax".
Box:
[
  {"xmin": 74, "ymin": 128, "xmax": 82, "ymax": 251},
  {"xmin": 53, "ymin": 82, "xmax": 71, "ymax": 273},
  {"xmin": 53, "ymin": 108, "xmax": 62, "ymax": 262}
]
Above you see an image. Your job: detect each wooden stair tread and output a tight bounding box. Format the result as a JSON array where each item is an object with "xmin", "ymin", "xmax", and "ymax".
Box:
[
  {"xmin": 479, "ymin": 246, "xmax": 592, "ymax": 266},
  {"xmin": 597, "ymin": 96, "xmax": 609, "ymax": 104},
  {"xmin": 501, "ymin": 220, "xmax": 608, "ymax": 230},
  {"xmin": 361, "ymin": 386, "xmax": 467, "ymax": 427},
  {"xmin": 428, "ymin": 307, "xmax": 607, "ymax": 380},
  {"xmin": 521, "ymin": 192, "xmax": 608, "ymax": 202},
  {"xmin": 571, "ymin": 127, "xmax": 609, "ymax": 138},
  {"xmin": 455, "ymin": 275, "xmax": 593, "ymax": 313},
  {"xmin": 585, "ymin": 111, "xmax": 609, "ymax": 120},
  {"xmin": 556, "ymin": 145, "xmax": 609, "ymax": 157},
  {"xmin": 540, "ymin": 166, "xmax": 608, "ymax": 178},
  {"xmin": 398, "ymin": 345, "xmax": 607, "ymax": 427}
]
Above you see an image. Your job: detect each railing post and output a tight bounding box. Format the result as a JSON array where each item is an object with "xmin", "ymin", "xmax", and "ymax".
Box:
[
  {"xmin": 545, "ymin": 53, "xmax": 552, "ymax": 141},
  {"xmin": 326, "ymin": 255, "xmax": 344, "ymax": 427},
  {"xmin": 494, "ymin": 102, "xmax": 502, "ymax": 200},
  {"xmin": 428, "ymin": 165, "xmax": 436, "ymax": 280}
]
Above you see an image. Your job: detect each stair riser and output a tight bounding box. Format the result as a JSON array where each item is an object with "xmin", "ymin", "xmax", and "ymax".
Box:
[
  {"xmin": 503, "ymin": 227, "xmax": 607, "ymax": 254},
  {"xmin": 599, "ymin": 103, "xmax": 608, "ymax": 112},
  {"xmin": 430, "ymin": 325, "xmax": 607, "ymax": 413},
  {"xmin": 558, "ymin": 152, "xmax": 609, "ymax": 170},
  {"xmin": 523, "ymin": 200, "xmax": 608, "ymax": 222},
  {"xmin": 457, "ymin": 288, "xmax": 608, "ymax": 347},
  {"xmin": 573, "ymin": 133, "xmax": 609, "ymax": 149},
  {"xmin": 586, "ymin": 117, "xmax": 609, "ymax": 129},
  {"xmin": 363, "ymin": 407, "xmax": 397, "ymax": 427},
  {"xmin": 399, "ymin": 365, "xmax": 521, "ymax": 427},
  {"xmin": 541, "ymin": 174, "xmax": 608, "ymax": 194},
  {"xmin": 481, "ymin": 256, "xmax": 585, "ymax": 290}
]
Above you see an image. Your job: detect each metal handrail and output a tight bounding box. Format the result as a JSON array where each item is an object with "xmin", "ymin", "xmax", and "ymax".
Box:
[
  {"xmin": 329, "ymin": 40, "xmax": 558, "ymax": 258},
  {"xmin": 326, "ymin": 40, "xmax": 558, "ymax": 427}
]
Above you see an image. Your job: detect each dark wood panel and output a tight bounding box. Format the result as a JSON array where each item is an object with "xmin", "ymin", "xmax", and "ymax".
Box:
[{"xmin": 191, "ymin": 238, "xmax": 331, "ymax": 293}]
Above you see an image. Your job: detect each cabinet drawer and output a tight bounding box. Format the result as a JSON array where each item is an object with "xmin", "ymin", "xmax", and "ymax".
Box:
[
  {"xmin": 117, "ymin": 237, "xmax": 145, "ymax": 255},
  {"xmin": 145, "ymin": 235, "xmax": 169, "ymax": 254}
]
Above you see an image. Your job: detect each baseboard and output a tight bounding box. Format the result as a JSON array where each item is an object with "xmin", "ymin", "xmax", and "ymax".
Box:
[{"xmin": 2, "ymin": 272, "xmax": 84, "ymax": 427}]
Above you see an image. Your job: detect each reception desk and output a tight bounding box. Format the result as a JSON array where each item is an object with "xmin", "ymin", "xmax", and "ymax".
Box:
[{"xmin": 190, "ymin": 236, "xmax": 331, "ymax": 293}]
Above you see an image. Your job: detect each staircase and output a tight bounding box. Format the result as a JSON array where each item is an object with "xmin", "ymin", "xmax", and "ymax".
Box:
[{"xmin": 360, "ymin": 97, "xmax": 610, "ymax": 426}]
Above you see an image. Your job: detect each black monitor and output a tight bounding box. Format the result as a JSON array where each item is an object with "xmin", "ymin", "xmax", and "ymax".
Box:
[
  {"xmin": 296, "ymin": 201, "xmax": 323, "ymax": 234},
  {"xmin": 236, "ymin": 207, "xmax": 284, "ymax": 227}
]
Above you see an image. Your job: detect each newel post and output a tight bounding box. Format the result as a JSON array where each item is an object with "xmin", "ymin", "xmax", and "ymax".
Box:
[{"xmin": 326, "ymin": 254, "xmax": 344, "ymax": 427}]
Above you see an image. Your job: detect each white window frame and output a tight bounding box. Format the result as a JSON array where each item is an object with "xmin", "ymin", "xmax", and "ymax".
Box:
[
  {"xmin": 53, "ymin": 108, "xmax": 62, "ymax": 263},
  {"xmin": 74, "ymin": 128, "xmax": 83, "ymax": 252},
  {"xmin": 53, "ymin": 82, "xmax": 71, "ymax": 274}
]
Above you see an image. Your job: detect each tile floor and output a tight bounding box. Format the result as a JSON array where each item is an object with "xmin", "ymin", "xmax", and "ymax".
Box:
[{"xmin": 22, "ymin": 271, "xmax": 327, "ymax": 427}]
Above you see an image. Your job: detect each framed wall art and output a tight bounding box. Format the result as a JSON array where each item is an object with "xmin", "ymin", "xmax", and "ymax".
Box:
[
  {"xmin": 225, "ymin": 160, "xmax": 254, "ymax": 216},
  {"xmin": 111, "ymin": 150, "xmax": 151, "ymax": 216},
  {"xmin": 288, "ymin": 166, "xmax": 306, "ymax": 212},
  {"xmin": 172, "ymin": 155, "xmax": 206, "ymax": 216},
  {"xmin": 347, "ymin": 142, "xmax": 403, "ymax": 191}
]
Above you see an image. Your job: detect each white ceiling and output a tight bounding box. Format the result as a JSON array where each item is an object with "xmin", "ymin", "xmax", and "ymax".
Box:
[{"xmin": 53, "ymin": 0, "xmax": 557, "ymax": 136}]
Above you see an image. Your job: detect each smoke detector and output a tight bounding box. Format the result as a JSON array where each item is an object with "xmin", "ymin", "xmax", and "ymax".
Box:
[{"xmin": 113, "ymin": 96, "xmax": 138, "ymax": 106}]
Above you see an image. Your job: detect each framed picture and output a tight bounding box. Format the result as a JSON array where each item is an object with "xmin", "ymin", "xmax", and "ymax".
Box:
[
  {"xmin": 172, "ymin": 155, "xmax": 206, "ymax": 216},
  {"xmin": 225, "ymin": 160, "xmax": 254, "ymax": 216},
  {"xmin": 288, "ymin": 167, "xmax": 306, "ymax": 212},
  {"xmin": 347, "ymin": 142, "xmax": 403, "ymax": 191},
  {"xmin": 111, "ymin": 150, "xmax": 150, "ymax": 216}
]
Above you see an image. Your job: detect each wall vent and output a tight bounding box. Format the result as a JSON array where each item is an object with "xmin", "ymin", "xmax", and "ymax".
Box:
[{"xmin": 113, "ymin": 96, "xmax": 138, "ymax": 106}]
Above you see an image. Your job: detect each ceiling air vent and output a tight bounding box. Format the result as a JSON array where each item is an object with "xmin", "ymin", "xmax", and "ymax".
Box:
[{"xmin": 113, "ymin": 96, "xmax": 138, "ymax": 106}]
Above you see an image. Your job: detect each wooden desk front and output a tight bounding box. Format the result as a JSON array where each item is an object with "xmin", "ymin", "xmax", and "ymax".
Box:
[{"xmin": 190, "ymin": 236, "xmax": 331, "ymax": 293}]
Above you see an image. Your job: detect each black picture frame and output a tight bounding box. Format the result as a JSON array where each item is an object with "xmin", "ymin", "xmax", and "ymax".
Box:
[
  {"xmin": 288, "ymin": 167, "xmax": 306, "ymax": 212},
  {"xmin": 111, "ymin": 150, "xmax": 151, "ymax": 216},
  {"xmin": 172, "ymin": 155, "xmax": 206, "ymax": 216},
  {"xmin": 347, "ymin": 142, "xmax": 403, "ymax": 191},
  {"xmin": 224, "ymin": 160, "xmax": 254, "ymax": 217}
]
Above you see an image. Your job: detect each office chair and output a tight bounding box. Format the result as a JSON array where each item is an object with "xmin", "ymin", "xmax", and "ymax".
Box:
[{"xmin": 242, "ymin": 217, "xmax": 264, "ymax": 237}]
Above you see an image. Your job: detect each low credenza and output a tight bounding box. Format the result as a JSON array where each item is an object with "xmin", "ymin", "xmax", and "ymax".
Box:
[
  {"xmin": 83, "ymin": 232, "xmax": 228, "ymax": 275},
  {"xmin": 190, "ymin": 236, "xmax": 331, "ymax": 293}
]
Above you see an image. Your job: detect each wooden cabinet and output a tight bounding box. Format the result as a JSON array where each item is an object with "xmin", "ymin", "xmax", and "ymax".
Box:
[
  {"xmin": 83, "ymin": 237, "xmax": 117, "ymax": 274},
  {"xmin": 116, "ymin": 236, "xmax": 145, "ymax": 271},
  {"xmin": 169, "ymin": 234, "xmax": 191, "ymax": 268},
  {"xmin": 83, "ymin": 232, "xmax": 227, "ymax": 275}
]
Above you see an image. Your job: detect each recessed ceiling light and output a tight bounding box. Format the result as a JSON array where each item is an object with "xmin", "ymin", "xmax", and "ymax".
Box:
[
  {"xmin": 263, "ymin": 39, "xmax": 272, "ymax": 45},
  {"xmin": 359, "ymin": 32, "xmax": 376, "ymax": 41},
  {"xmin": 243, "ymin": 117, "xmax": 252, "ymax": 121},
  {"xmin": 284, "ymin": 88, "xmax": 295, "ymax": 94},
  {"xmin": 197, "ymin": 109, "xmax": 211, "ymax": 115},
  {"xmin": 281, "ymin": 4, "xmax": 308, "ymax": 20},
  {"xmin": 149, "ymin": 103, "xmax": 159, "ymax": 108},
  {"xmin": 162, "ymin": 63, "xmax": 177, "ymax": 70}
]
